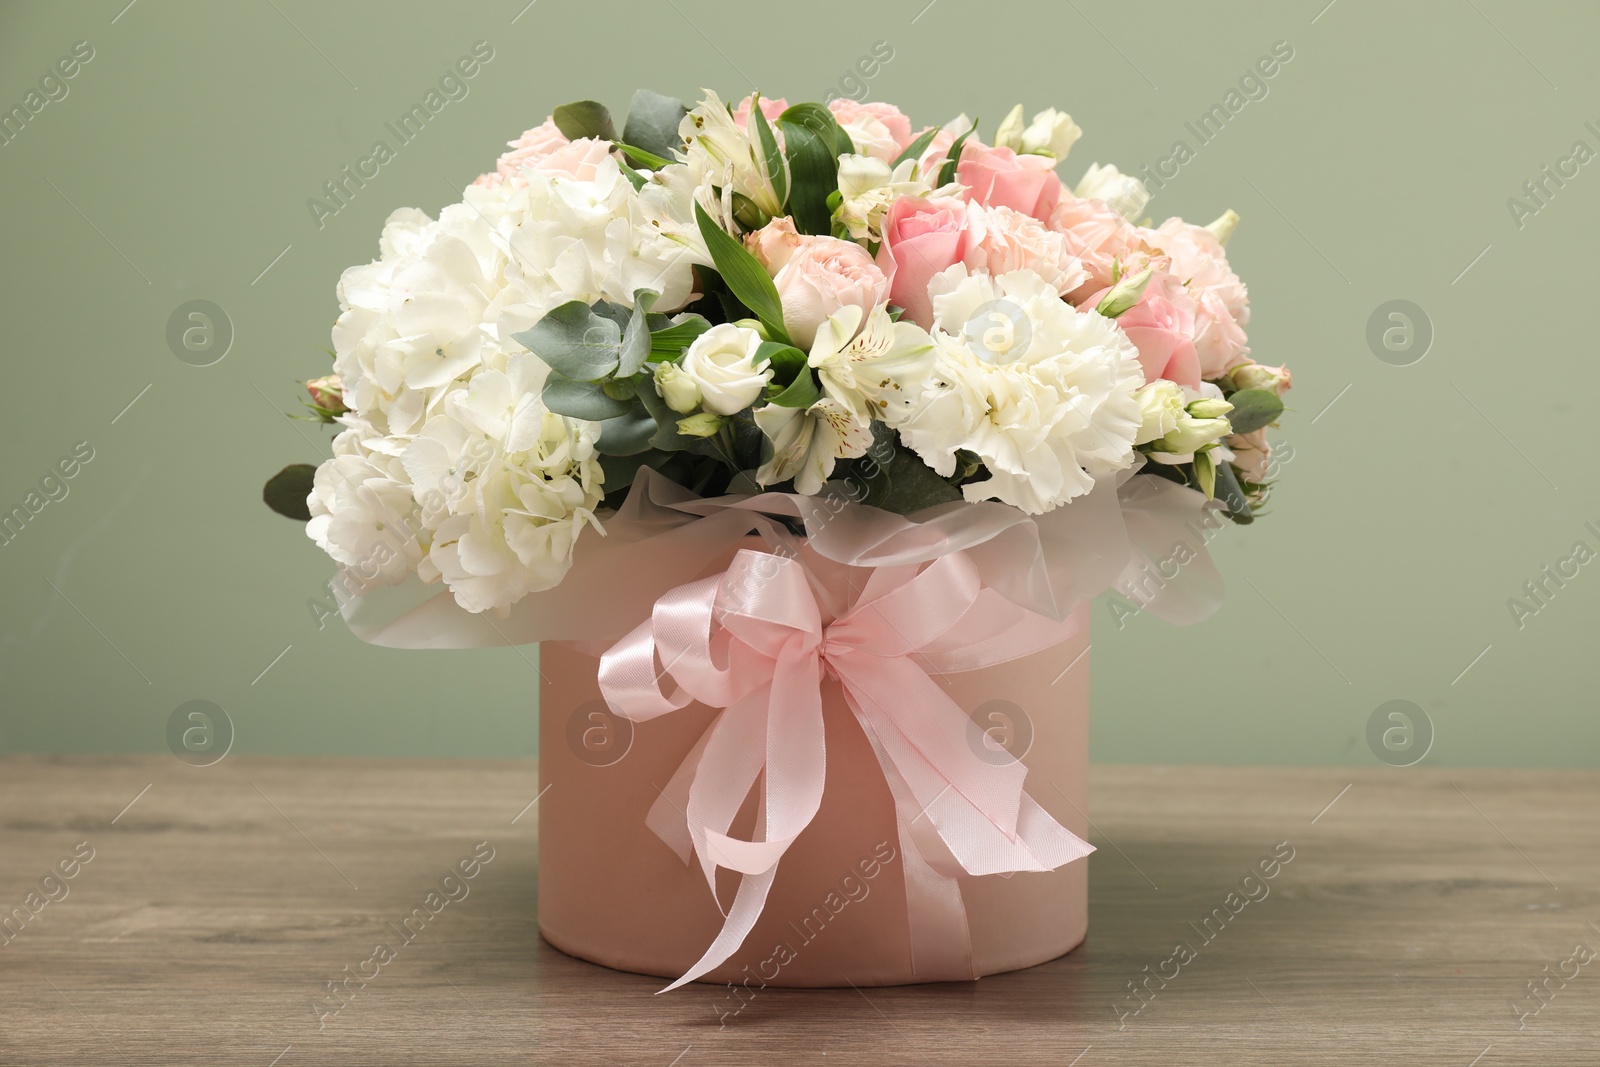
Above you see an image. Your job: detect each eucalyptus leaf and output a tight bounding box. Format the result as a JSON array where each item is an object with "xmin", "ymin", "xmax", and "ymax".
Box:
[
  {"xmin": 596, "ymin": 405, "xmax": 657, "ymax": 456},
  {"xmin": 600, "ymin": 450, "xmax": 664, "ymax": 493},
  {"xmin": 552, "ymin": 100, "xmax": 616, "ymax": 142},
  {"xmin": 1225, "ymin": 388, "xmax": 1284, "ymax": 434},
  {"xmin": 543, "ymin": 373, "xmax": 635, "ymax": 421},
  {"xmin": 694, "ymin": 202, "xmax": 789, "ymax": 343},
  {"xmin": 512, "ymin": 301, "xmax": 622, "ymax": 381},
  {"xmin": 859, "ymin": 434, "xmax": 963, "ymax": 514},
  {"xmin": 263, "ymin": 463, "xmax": 316, "ymax": 522},
  {"xmin": 621, "ymin": 90, "xmax": 687, "ymax": 160},
  {"xmin": 1213, "ymin": 460, "xmax": 1254, "ymax": 523}
]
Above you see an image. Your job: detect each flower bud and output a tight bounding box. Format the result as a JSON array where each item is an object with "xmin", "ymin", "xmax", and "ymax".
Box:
[
  {"xmin": 305, "ymin": 374, "xmax": 346, "ymax": 414},
  {"xmin": 1095, "ymin": 266, "xmax": 1153, "ymax": 319},
  {"xmin": 654, "ymin": 362, "xmax": 703, "ymax": 414},
  {"xmin": 676, "ymin": 412, "xmax": 724, "ymax": 438},
  {"xmin": 1227, "ymin": 361, "xmax": 1292, "ymax": 396},
  {"xmin": 1185, "ymin": 397, "xmax": 1234, "ymax": 420},
  {"xmin": 1205, "ymin": 209, "xmax": 1240, "ymax": 247},
  {"xmin": 1134, "ymin": 380, "xmax": 1185, "ymax": 445},
  {"xmin": 1156, "ymin": 415, "xmax": 1232, "ymax": 456},
  {"xmin": 994, "ymin": 104, "xmax": 1027, "ymax": 151},
  {"xmin": 1019, "ymin": 108, "xmax": 1082, "ymax": 159}
]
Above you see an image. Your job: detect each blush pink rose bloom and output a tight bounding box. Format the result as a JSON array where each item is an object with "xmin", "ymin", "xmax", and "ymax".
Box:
[
  {"xmin": 1143, "ymin": 217, "xmax": 1251, "ymax": 377},
  {"xmin": 962, "ymin": 202, "xmax": 1087, "ymax": 298},
  {"xmin": 748, "ymin": 217, "xmax": 889, "ymax": 348},
  {"xmin": 1047, "ymin": 193, "xmax": 1146, "ymax": 302},
  {"xmin": 472, "ymin": 118, "xmax": 570, "ymax": 188},
  {"xmin": 733, "ymin": 94, "xmax": 789, "ymax": 130},
  {"xmin": 1087, "ymin": 270, "xmax": 1201, "ymax": 390},
  {"xmin": 1227, "ymin": 427, "xmax": 1272, "ymax": 482},
  {"xmin": 873, "ymin": 196, "xmax": 974, "ymax": 328},
  {"xmin": 828, "ymin": 100, "xmax": 915, "ymax": 161},
  {"xmin": 955, "ymin": 142, "xmax": 1063, "ymax": 220}
]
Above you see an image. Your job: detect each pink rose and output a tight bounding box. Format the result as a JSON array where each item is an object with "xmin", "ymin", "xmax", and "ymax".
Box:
[
  {"xmin": 531, "ymin": 137, "xmax": 614, "ymax": 181},
  {"xmin": 733, "ymin": 94, "xmax": 789, "ymax": 130},
  {"xmin": 874, "ymin": 196, "xmax": 973, "ymax": 328},
  {"xmin": 961, "ymin": 202, "xmax": 1087, "ymax": 297},
  {"xmin": 472, "ymin": 118, "xmax": 569, "ymax": 188},
  {"xmin": 1088, "ymin": 270, "xmax": 1201, "ymax": 389},
  {"xmin": 1227, "ymin": 428, "xmax": 1272, "ymax": 483},
  {"xmin": 1143, "ymin": 217, "xmax": 1251, "ymax": 377},
  {"xmin": 955, "ymin": 142, "xmax": 1063, "ymax": 220},
  {"xmin": 1228, "ymin": 362, "xmax": 1292, "ymax": 396},
  {"xmin": 1047, "ymin": 193, "xmax": 1145, "ymax": 302},
  {"xmin": 747, "ymin": 217, "xmax": 888, "ymax": 348},
  {"xmin": 828, "ymin": 100, "xmax": 915, "ymax": 161}
]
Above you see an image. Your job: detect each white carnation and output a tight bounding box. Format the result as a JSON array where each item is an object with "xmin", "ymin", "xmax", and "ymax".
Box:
[{"xmin": 894, "ymin": 267, "xmax": 1145, "ymax": 514}]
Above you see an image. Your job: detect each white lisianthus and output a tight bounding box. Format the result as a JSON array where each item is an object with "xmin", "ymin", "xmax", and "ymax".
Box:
[
  {"xmin": 1133, "ymin": 379, "xmax": 1186, "ymax": 445},
  {"xmin": 1075, "ymin": 163, "xmax": 1151, "ymax": 220},
  {"xmin": 996, "ymin": 105, "xmax": 1082, "ymax": 160},
  {"xmin": 754, "ymin": 398, "xmax": 873, "ymax": 495},
  {"xmin": 894, "ymin": 266, "xmax": 1146, "ymax": 514},
  {"xmin": 1145, "ymin": 383, "xmax": 1234, "ymax": 463},
  {"xmin": 807, "ymin": 304, "xmax": 937, "ymax": 423},
  {"xmin": 678, "ymin": 323, "xmax": 773, "ymax": 414}
]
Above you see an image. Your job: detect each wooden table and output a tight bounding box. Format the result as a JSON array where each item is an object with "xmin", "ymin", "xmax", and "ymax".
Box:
[{"xmin": 1, "ymin": 757, "xmax": 1594, "ymax": 1065}]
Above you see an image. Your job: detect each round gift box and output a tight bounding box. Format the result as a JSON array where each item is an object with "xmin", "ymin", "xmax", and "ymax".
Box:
[{"xmin": 535, "ymin": 595, "xmax": 1092, "ymax": 989}]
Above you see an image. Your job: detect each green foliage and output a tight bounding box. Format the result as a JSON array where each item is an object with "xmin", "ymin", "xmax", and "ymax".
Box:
[
  {"xmin": 551, "ymin": 100, "xmax": 617, "ymax": 141},
  {"xmin": 621, "ymin": 90, "xmax": 687, "ymax": 160},
  {"xmin": 694, "ymin": 202, "xmax": 790, "ymax": 343},
  {"xmin": 776, "ymin": 104, "xmax": 850, "ymax": 235},
  {"xmin": 1224, "ymin": 388, "xmax": 1285, "ymax": 434},
  {"xmin": 263, "ymin": 463, "xmax": 316, "ymax": 521}
]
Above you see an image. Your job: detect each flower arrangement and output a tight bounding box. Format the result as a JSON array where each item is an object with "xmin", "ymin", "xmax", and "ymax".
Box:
[{"xmin": 264, "ymin": 90, "xmax": 1291, "ymax": 617}]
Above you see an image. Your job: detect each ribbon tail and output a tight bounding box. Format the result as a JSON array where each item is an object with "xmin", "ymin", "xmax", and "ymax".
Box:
[
  {"xmin": 657, "ymin": 868, "xmax": 777, "ymax": 993},
  {"xmin": 644, "ymin": 726, "xmax": 715, "ymax": 866}
]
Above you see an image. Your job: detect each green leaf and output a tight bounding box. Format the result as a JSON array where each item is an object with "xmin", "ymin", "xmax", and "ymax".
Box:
[
  {"xmin": 543, "ymin": 374, "xmax": 635, "ymax": 421},
  {"xmin": 551, "ymin": 100, "xmax": 617, "ymax": 142},
  {"xmin": 512, "ymin": 301, "xmax": 622, "ymax": 381},
  {"xmin": 857, "ymin": 427, "xmax": 963, "ymax": 514},
  {"xmin": 748, "ymin": 98, "xmax": 787, "ymax": 206},
  {"xmin": 777, "ymin": 104, "xmax": 850, "ymax": 235},
  {"xmin": 1225, "ymin": 388, "xmax": 1285, "ymax": 434},
  {"xmin": 892, "ymin": 125, "xmax": 939, "ymax": 169},
  {"xmin": 756, "ymin": 341, "xmax": 808, "ymax": 385},
  {"xmin": 637, "ymin": 374, "xmax": 698, "ymax": 451},
  {"xmin": 263, "ymin": 463, "xmax": 316, "ymax": 522},
  {"xmin": 765, "ymin": 368, "xmax": 821, "ymax": 408},
  {"xmin": 937, "ymin": 119, "xmax": 978, "ymax": 187},
  {"xmin": 693, "ymin": 202, "xmax": 790, "ymax": 343},
  {"xmin": 1213, "ymin": 460, "xmax": 1254, "ymax": 523},
  {"xmin": 615, "ymin": 142, "xmax": 671, "ymax": 169},
  {"xmin": 615, "ymin": 291, "xmax": 658, "ymax": 378},
  {"xmin": 617, "ymin": 160, "xmax": 648, "ymax": 191},
  {"xmin": 596, "ymin": 405, "xmax": 657, "ymax": 455},
  {"xmin": 621, "ymin": 90, "xmax": 687, "ymax": 160},
  {"xmin": 649, "ymin": 315, "xmax": 712, "ymax": 361},
  {"xmin": 599, "ymin": 450, "xmax": 666, "ymax": 493}
]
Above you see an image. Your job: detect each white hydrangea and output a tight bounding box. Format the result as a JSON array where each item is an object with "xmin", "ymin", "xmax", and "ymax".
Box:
[
  {"xmin": 894, "ymin": 266, "xmax": 1146, "ymax": 514},
  {"xmin": 308, "ymin": 151, "xmax": 696, "ymax": 614}
]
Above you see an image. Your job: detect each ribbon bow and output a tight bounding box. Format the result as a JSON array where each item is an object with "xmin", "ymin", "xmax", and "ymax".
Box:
[{"xmin": 599, "ymin": 548, "xmax": 1094, "ymax": 992}]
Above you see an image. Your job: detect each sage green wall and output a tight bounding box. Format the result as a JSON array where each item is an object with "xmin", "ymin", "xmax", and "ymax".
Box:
[{"xmin": 1, "ymin": 0, "xmax": 1595, "ymax": 766}]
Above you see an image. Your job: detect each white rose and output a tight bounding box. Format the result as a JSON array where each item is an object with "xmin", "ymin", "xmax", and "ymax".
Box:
[
  {"xmin": 1133, "ymin": 380, "xmax": 1185, "ymax": 445},
  {"xmin": 1075, "ymin": 163, "xmax": 1150, "ymax": 220},
  {"xmin": 653, "ymin": 361, "xmax": 702, "ymax": 413},
  {"xmin": 678, "ymin": 323, "xmax": 773, "ymax": 414}
]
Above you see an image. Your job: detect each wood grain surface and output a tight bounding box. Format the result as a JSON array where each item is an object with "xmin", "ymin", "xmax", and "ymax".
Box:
[{"xmin": 0, "ymin": 756, "xmax": 1595, "ymax": 1066}]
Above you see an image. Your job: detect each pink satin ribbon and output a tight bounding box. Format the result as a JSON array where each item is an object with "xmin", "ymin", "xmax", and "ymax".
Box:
[{"xmin": 598, "ymin": 546, "xmax": 1096, "ymax": 992}]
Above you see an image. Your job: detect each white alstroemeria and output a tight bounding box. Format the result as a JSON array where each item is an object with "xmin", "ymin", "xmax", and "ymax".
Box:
[
  {"xmin": 678, "ymin": 89, "xmax": 783, "ymax": 221},
  {"xmin": 894, "ymin": 266, "xmax": 1145, "ymax": 514},
  {"xmin": 754, "ymin": 397, "xmax": 873, "ymax": 495},
  {"xmin": 834, "ymin": 154, "xmax": 958, "ymax": 242},
  {"xmin": 1075, "ymin": 163, "xmax": 1151, "ymax": 220},
  {"xmin": 807, "ymin": 304, "xmax": 937, "ymax": 423}
]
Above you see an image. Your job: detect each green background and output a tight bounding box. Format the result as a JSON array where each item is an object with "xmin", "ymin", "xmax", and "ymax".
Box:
[{"xmin": 1, "ymin": 0, "xmax": 1594, "ymax": 766}]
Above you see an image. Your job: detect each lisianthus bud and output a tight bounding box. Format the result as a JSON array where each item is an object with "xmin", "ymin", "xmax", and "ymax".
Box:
[
  {"xmin": 1228, "ymin": 361, "xmax": 1292, "ymax": 396},
  {"xmin": 1075, "ymin": 163, "xmax": 1150, "ymax": 220},
  {"xmin": 1186, "ymin": 397, "xmax": 1234, "ymax": 420},
  {"xmin": 994, "ymin": 104, "xmax": 1027, "ymax": 151},
  {"xmin": 654, "ymin": 362, "xmax": 703, "ymax": 414},
  {"xmin": 1156, "ymin": 415, "xmax": 1232, "ymax": 455},
  {"xmin": 1134, "ymin": 380, "xmax": 1185, "ymax": 445},
  {"xmin": 1205, "ymin": 209, "xmax": 1240, "ymax": 247},
  {"xmin": 676, "ymin": 412, "xmax": 724, "ymax": 438},
  {"xmin": 1095, "ymin": 266, "xmax": 1153, "ymax": 319},
  {"xmin": 306, "ymin": 375, "xmax": 346, "ymax": 413}
]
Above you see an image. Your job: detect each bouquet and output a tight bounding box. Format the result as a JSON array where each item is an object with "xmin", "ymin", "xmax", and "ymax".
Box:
[{"xmin": 262, "ymin": 89, "xmax": 1294, "ymax": 990}]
